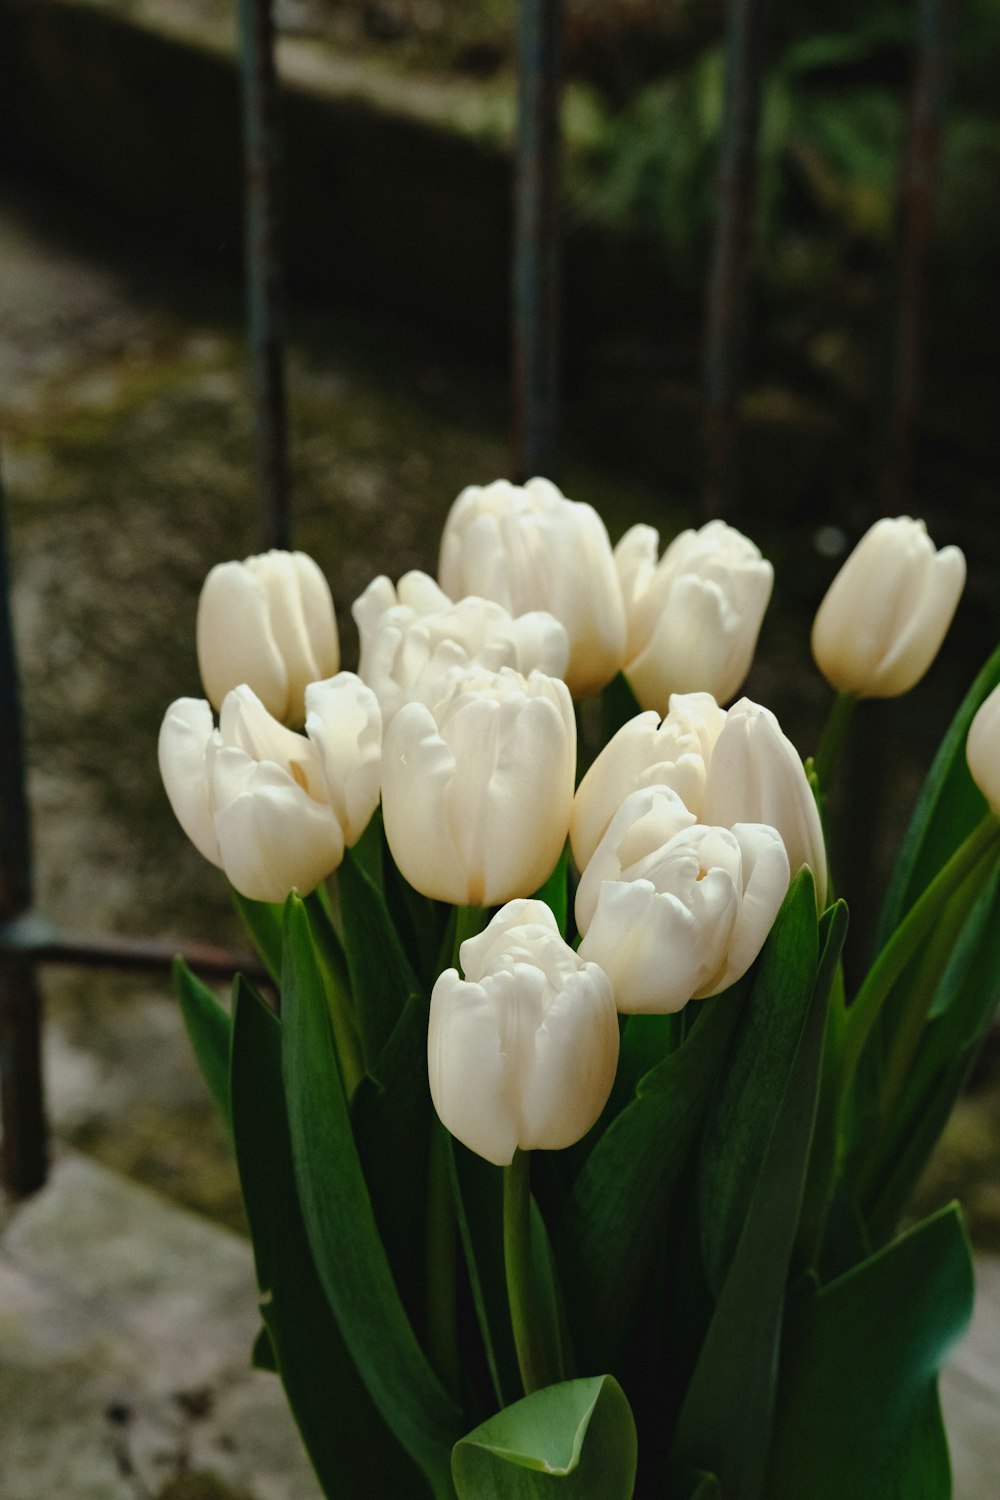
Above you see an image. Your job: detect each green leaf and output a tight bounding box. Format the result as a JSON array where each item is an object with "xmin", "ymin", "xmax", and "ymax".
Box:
[
  {"xmin": 876, "ymin": 641, "xmax": 1000, "ymax": 949},
  {"xmin": 875, "ymin": 1386, "xmax": 951, "ymax": 1500},
  {"xmin": 765, "ymin": 1205, "xmax": 973, "ymax": 1500},
  {"xmin": 173, "ymin": 959, "xmax": 232, "ymax": 1132},
  {"xmin": 351, "ymin": 990, "xmax": 434, "ymax": 1332},
  {"xmin": 339, "ymin": 845, "xmax": 424, "ymax": 1069},
  {"xmin": 449, "ymin": 1140, "xmax": 521, "ymax": 1411},
  {"xmin": 670, "ymin": 888, "xmax": 832, "ymax": 1500},
  {"xmin": 230, "ymin": 977, "xmax": 419, "ymax": 1495},
  {"xmin": 279, "ymin": 895, "xmax": 462, "ymax": 1497},
  {"xmin": 230, "ymin": 888, "xmax": 284, "ymax": 981},
  {"xmin": 557, "ymin": 988, "xmax": 745, "ymax": 1371},
  {"xmin": 699, "ymin": 872, "xmax": 819, "ymax": 1294},
  {"xmin": 452, "ymin": 1376, "xmax": 637, "ymax": 1499},
  {"xmin": 251, "ymin": 1323, "xmax": 277, "ymax": 1372}
]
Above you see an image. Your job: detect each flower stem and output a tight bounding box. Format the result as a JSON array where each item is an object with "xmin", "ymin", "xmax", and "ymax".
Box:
[
  {"xmin": 453, "ymin": 904, "xmax": 485, "ymax": 971},
  {"xmin": 813, "ymin": 691, "xmax": 857, "ymax": 790},
  {"xmin": 503, "ymin": 1149, "xmax": 555, "ymax": 1396},
  {"xmin": 841, "ymin": 813, "xmax": 1000, "ymax": 1087}
]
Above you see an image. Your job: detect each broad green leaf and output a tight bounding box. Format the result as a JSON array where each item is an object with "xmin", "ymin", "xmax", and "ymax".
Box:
[
  {"xmin": 875, "ymin": 1385, "xmax": 950, "ymax": 1500},
  {"xmin": 173, "ymin": 959, "xmax": 232, "ymax": 1132},
  {"xmin": 875, "ymin": 641, "xmax": 1000, "ymax": 949},
  {"xmin": 351, "ymin": 990, "xmax": 434, "ymax": 1332},
  {"xmin": 251, "ymin": 1323, "xmax": 277, "ymax": 1372},
  {"xmin": 230, "ymin": 978, "xmax": 419, "ymax": 1495},
  {"xmin": 765, "ymin": 1205, "xmax": 973, "ymax": 1500},
  {"xmin": 452, "ymin": 1376, "xmax": 637, "ymax": 1499},
  {"xmin": 530, "ymin": 1197, "xmax": 572, "ymax": 1385},
  {"xmin": 230, "ymin": 888, "xmax": 284, "ymax": 980},
  {"xmin": 557, "ymin": 988, "xmax": 744, "ymax": 1371},
  {"xmin": 670, "ymin": 894, "xmax": 832, "ymax": 1500},
  {"xmin": 699, "ymin": 872, "xmax": 819, "ymax": 1294},
  {"xmin": 686, "ymin": 1476, "xmax": 721, "ymax": 1500},
  {"xmin": 279, "ymin": 896, "xmax": 462, "ymax": 1497},
  {"xmin": 339, "ymin": 845, "xmax": 424, "ymax": 1069}
]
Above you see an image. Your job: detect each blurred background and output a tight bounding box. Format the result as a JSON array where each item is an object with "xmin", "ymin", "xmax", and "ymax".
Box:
[{"xmin": 1, "ymin": 0, "xmax": 999, "ymax": 1288}]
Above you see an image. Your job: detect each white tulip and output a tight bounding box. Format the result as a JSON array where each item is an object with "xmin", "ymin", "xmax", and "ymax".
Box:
[
  {"xmin": 614, "ymin": 520, "xmax": 773, "ymax": 712},
  {"xmin": 811, "ymin": 517, "xmax": 965, "ymax": 698},
  {"xmin": 570, "ymin": 691, "xmax": 727, "ymax": 872},
  {"xmin": 576, "ymin": 786, "xmax": 790, "ymax": 1013},
  {"xmin": 428, "ymin": 900, "xmax": 619, "ymax": 1165},
  {"xmin": 701, "ymin": 697, "xmax": 828, "ymax": 907},
  {"xmin": 352, "ymin": 570, "xmax": 568, "ymax": 723},
  {"xmin": 381, "ymin": 667, "xmax": 575, "ymax": 906},
  {"xmin": 438, "ymin": 477, "xmax": 626, "ymax": 698},
  {"xmin": 197, "ymin": 550, "xmax": 340, "ymax": 726},
  {"xmin": 967, "ymin": 684, "xmax": 1000, "ymax": 817},
  {"xmin": 158, "ymin": 674, "xmax": 381, "ymax": 903}
]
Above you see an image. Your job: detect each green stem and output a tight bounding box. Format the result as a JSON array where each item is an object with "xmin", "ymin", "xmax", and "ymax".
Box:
[
  {"xmin": 453, "ymin": 904, "xmax": 485, "ymax": 971},
  {"xmin": 503, "ymin": 1149, "xmax": 554, "ymax": 1396},
  {"xmin": 425, "ymin": 1120, "xmax": 460, "ymax": 1398},
  {"xmin": 841, "ymin": 814, "xmax": 1000, "ymax": 1088},
  {"xmin": 813, "ymin": 691, "xmax": 857, "ymax": 790}
]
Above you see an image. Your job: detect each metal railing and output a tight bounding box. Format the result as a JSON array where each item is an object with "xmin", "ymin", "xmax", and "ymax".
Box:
[{"xmin": 0, "ymin": 0, "xmax": 950, "ymax": 1195}]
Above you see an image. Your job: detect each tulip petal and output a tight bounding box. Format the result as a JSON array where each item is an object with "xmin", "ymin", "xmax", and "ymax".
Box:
[
  {"xmin": 158, "ymin": 697, "xmax": 223, "ymax": 867},
  {"xmin": 381, "ymin": 703, "xmax": 469, "ymax": 903},
  {"xmin": 197, "ymin": 562, "xmax": 288, "ymax": 718},
  {"xmin": 427, "ymin": 971, "xmax": 520, "ymax": 1167},
  {"xmin": 209, "ymin": 745, "xmax": 344, "ymax": 902},
  {"xmin": 305, "ymin": 673, "xmax": 383, "ymax": 845}
]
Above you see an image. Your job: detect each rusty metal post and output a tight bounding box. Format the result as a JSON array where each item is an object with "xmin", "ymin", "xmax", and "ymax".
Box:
[
  {"xmin": 703, "ymin": 0, "xmax": 770, "ymax": 520},
  {"xmin": 238, "ymin": 0, "xmax": 291, "ymax": 550},
  {"xmin": 0, "ymin": 461, "xmax": 47, "ymax": 1196},
  {"xmin": 884, "ymin": 0, "xmax": 952, "ymax": 509},
  {"xmin": 512, "ymin": 0, "xmax": 564, "ymax": 483}
]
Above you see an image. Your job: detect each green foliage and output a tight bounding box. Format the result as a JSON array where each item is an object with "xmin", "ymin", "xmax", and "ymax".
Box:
[
  {"xmin": 452, "ymin": 1377, "xmax": 637, "ymax": 1499},
  {"xmin": 173, "ymin": 959, "xmax": 232, "ymax": 1133}
]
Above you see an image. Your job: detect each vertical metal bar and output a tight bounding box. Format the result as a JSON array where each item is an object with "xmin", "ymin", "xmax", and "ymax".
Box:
[
  {"xmin": 703, "ymin": 0, "xmax": 770, "ymax": 520},
  {"xmin": 512, "ymin": 0, "xmax": 564, "ymax": 484},
  {"xmin": 238, "ymin": 0, "xmax": 292, "ymax": 550},
  {"xmin": 0, "ymin": 460, "xmax": 47, "ymax": 1195},
  {"xmin": 884, "ymin": 0, "xmax": 951, "ymax": 510}
]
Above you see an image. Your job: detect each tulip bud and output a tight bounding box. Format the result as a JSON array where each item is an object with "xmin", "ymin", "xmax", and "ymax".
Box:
[
  {"xmin": 570, "ymin": 691, "xmax": 727, "ymax": 872},
  {"xmin": 197, "ymin": 550, "xmax": 340, "ymax": 726},
  {"xmin": 576, "ymin": 786, "xmax": 790, "ymax": 1013},
  {"xmin": 381, "ymin": 666, "xmax": 575, "ymax": 906},
  {"xmin": 158, "ymin": 674, "xmax": 381, "ymax": 903},
  {"xmin": 352, "ymin": 570, "xmax": 568, "ymax": 724},
  {"xmin": 700, "ymin": 697, "xmax": 828, "ymax": 907},
  {"xmin": 811, "ymin": 517, "xmax": 965, "ymax": 698},
  {"xmin": 428, "ymin": 900, "xmax": 619, "ymax": 1165},
  {"xmin": 438, "ymin": 477, "xmax": 627, "ymax": 698},
  {"xmin": 614, "ymin": 520, "xmax": 773, "ymax": 712},
  {"xmin": 967, "ymin": 684, "xmax": 1000, "ymax": 816}
]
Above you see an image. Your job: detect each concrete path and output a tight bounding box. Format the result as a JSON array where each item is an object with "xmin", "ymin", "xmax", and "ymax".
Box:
[{"xmin": 0, "ymin": 1154, "xmax": 321, "ymax": 1500}]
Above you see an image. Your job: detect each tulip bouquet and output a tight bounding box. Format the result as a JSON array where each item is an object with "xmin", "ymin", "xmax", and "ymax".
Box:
[{"xmin": 159, "ymin": 483, "xmax": 999, "ymax": 1500}]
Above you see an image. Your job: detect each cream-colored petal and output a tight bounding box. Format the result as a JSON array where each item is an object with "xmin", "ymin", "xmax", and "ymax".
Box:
[
  {"xmin": 197, "ymin": 562, "xmax": 288, "ymax": 718},
  {"xmin": 158, "ymin": 698, "xmax": 223, "ymax": 867}
]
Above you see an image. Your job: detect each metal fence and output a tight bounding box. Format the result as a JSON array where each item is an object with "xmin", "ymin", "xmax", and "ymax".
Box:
[{"xmin": 0, "ymin": 0, "xmax": 950, "ymax": 1195}]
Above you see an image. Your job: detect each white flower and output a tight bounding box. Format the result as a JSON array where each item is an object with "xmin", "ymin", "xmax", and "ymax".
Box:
[
  {"xmin": 438, "ymin": 477, "xmax": 626, "ymax": 698},
  {"xmin": 196, "ymin": 550, "xmax": 340, "ymax": 726},
  {"xmin": 570, "ymin": 691, "xmax": 727, "ymax": 872},
  {"xmin": 352, "ymin": 570, "xmax": 568, "ymax": 723},
  {"xmin": 811, "ymin": 517, "xmax": 965, "ymax": 698},
  {"xmin": 700, "ymin": 697, "xmax": 828, "ymax": 907},
  {"xmin": 614, "ymin": 520, "xmax": 773, "ymax": 712},
  {"xmin": 158, "ymin": 674, "xmax": 380, "ymax": 903},
  {"xmin": 576, "ymin": 786, "xmax": 790, "ymax": 1013},
  {"xmin": 428, "ymin": 900, "xmax": 619, "ymax": 1165},
  {"xmin": 381, "ymin": 667, "xmax": 575, "ymax": 906},
  {"xmin": 967, "ymin": 684, "xmax": 1000, "ymax": 817}
]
